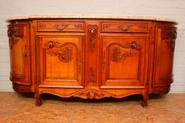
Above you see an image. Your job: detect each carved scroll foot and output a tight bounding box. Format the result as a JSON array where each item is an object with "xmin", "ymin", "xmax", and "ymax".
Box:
[
  {"xmin": 141, "ymin": 94, "xmax": 148, "ymax": 107},
  {"xmin": 35, "ymin": 93, "xmax": 42, "ymax": 106}
]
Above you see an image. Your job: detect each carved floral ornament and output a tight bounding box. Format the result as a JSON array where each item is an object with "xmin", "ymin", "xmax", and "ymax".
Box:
[
  {"xmin": 45, "ymin": 41, "xmax": 74, "ymax": 63},
  {"xmin": 40, "ymin": 89, "xmax": 113, "ymax": 99},
  {"xmin": 111, "ymin": 41, "xmax": 141, "ymax": 62},
  {"xmin": 73, "ymin": 89, "xmax": 111, "ymax": 99},
  {"xmin": 161, "ymin": 30, "xmax": 177, "ymax": 50},
  {"xmin": 8, "ymin": 26, "xmax": 24, "ymax": 49},
  {"xmin": 8, "ymin": 26, "xmax": 24, "ymax": 38},
  {"xmin": 88, "ymin": 25, "xmax": 97, "ymax": 49},
  {"xmin": 40, "ymin": 89, "xmax": 140, "ymax": 100}
]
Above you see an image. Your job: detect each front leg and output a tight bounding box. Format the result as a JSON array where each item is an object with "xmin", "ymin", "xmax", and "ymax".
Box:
[
  {"xmin": 141, "ymin": 94, "xmax": 148, "ymax": 107},
  {"xmin": 35, "ymin": 92, "xmax": 42, "ymax": 106}
]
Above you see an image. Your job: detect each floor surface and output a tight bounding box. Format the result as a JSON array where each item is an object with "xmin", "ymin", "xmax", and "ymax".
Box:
[{"xmin": 0, "ymin": 92, "xmax": 185, "ymax": 123}]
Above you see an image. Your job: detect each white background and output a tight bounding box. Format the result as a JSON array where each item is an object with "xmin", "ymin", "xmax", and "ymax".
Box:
[{"xmin": 0, "ymin": 0, "xmax": 185, "ymax": 92}]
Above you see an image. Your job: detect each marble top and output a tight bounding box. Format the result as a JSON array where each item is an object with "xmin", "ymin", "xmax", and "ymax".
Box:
[{"xmin": 7, "ymin": 15, "xmax": 177, "ymax": 23}]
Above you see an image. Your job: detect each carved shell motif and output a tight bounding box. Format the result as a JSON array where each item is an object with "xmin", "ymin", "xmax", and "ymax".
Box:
[
  {"xmin": 75, "ymin": 89, "xmax": 111, "ymax": 99},
  {"xmin": 45, "ymin": 41, "xmax": 73, "ymax": 63}
]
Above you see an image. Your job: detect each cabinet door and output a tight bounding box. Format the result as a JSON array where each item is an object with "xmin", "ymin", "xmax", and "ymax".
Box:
[
  {"xmin": 153, "ymin": 24, "xmax": 176, "ymax": 87},
  {"xmin": 8, "ymin": 23, "xmax": 31, "ymax": 85},
  {"xmin": 101, "ymin": 36, "xmax": 148, "ymax": 88},
  {"xmin": 37, "ymin": 36, "xmax": 84, "ymax": 88}
]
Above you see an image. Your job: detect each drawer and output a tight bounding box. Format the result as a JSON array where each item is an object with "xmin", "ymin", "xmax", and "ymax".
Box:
[
  {"xmin": 101, "ymin": 21, "xmax": 149, "ymax": 33},
  {"xmin": 37, "ymin": 21, "xmax": 85, "ymax": 32}
]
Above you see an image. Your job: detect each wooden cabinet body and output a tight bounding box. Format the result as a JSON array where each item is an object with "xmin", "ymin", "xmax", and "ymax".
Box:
[{"xmin": 7, "ymin": 17, "xmax": 177, "ymax": 106}]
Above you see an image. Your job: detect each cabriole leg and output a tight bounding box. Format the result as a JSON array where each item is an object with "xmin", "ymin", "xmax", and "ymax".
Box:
[
  {"xmin": 141, "ymin": 94, "xmax": 148, "ymax": 107},
  {"xmin": 35, "ymin": 92, "xmax": 42, "ymax": 106}
]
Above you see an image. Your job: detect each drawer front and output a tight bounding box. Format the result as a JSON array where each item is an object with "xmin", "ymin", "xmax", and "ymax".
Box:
[
  {"xmin": 37, "ymin": 21, "xmax": 85, "ymax": 32},
  {"xmin": 101, "ymin": 21, "xmax": 149, "ymax": 33}
]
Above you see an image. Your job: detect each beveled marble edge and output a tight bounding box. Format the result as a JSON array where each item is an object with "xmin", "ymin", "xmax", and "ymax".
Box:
[{"xmin": 7, "ymin": 15, "xmax": 177, "ymax": 23}]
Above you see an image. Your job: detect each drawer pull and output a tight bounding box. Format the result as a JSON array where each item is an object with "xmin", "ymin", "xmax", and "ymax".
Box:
[
  {"xmin": 118, "ymin": 25, "xmax": 132, "ymax": 32},
  {"xmin": 55, "ymin": 24, "xmax": 69, "ymax": 31}
]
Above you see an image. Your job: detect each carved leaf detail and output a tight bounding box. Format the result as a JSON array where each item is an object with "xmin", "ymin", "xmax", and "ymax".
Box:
[
  {"xmin": 161, "ymin": 30, "xmax": 177, "ymax": 40},
  {"xmin": 161, "ymin": 30, "xmax": 176, "ymax": 50},
  {"xmin": 88, "ymin": 25, "xmax": 97, "ymax": 49},
  {"xmin": 8, "ymin": 26, "xmax": 24, "ymax": 49},
  {"xmin": 40, "ymin": 89, "xmax": 142, "ymax": 100},
  {"xmin": 8, "ymin": 26, "xmax": 23, "ymax": 38},
  {"xmin": 75, "ymin": 89, "xmax": 110, "ymax": 99},
  {"xmin": 45, "ymin": 41, "xmax": 74, "ymax": 63},
  {"xmin": 111, "ymin": 42, "xmax": 140, "ymax": 62}
]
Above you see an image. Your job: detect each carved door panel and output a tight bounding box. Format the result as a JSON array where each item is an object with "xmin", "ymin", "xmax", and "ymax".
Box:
[
  {"xmin": 153, "ymin": 25, "xmax": 176, "ymax": 87},
  {"xmin": 37, "ymin": 36, "xmax": 84, "ymax": 88},
  {"xmin": 101, "ymin": 36, "xmax": 148, "ymax": 88},
  {"xmin": 8, "ymin": 23, "xmax": 31, "ymax": 85}
]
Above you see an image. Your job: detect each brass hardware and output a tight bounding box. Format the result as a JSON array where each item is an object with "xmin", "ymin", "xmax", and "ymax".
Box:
[
  {"xmin": 55, "ymin": 24, "xmax": 69, "ymax": 31},
  {"xmin": 118, "ymin": 25, "xmax": 133, "ymax": 31}
]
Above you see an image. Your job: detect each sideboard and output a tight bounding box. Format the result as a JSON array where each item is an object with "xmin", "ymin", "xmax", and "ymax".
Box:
[{"xmin": 7, "ymin": 16, "xmax": 177, "ymax": 106}]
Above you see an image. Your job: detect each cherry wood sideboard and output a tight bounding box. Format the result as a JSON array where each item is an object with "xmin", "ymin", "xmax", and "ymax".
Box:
[{"xmin": 7, "ymin": 16, "xmax": 177, "ymax": 106}]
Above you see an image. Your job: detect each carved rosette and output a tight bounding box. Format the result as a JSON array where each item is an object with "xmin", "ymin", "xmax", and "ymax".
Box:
[
  {"xmin": 45, "ymin": 41, "xmax": 74, "ymax": 63},
  {"xmin": 111, "ymin": 41, "xmax": 141, "ymax": 62}
]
